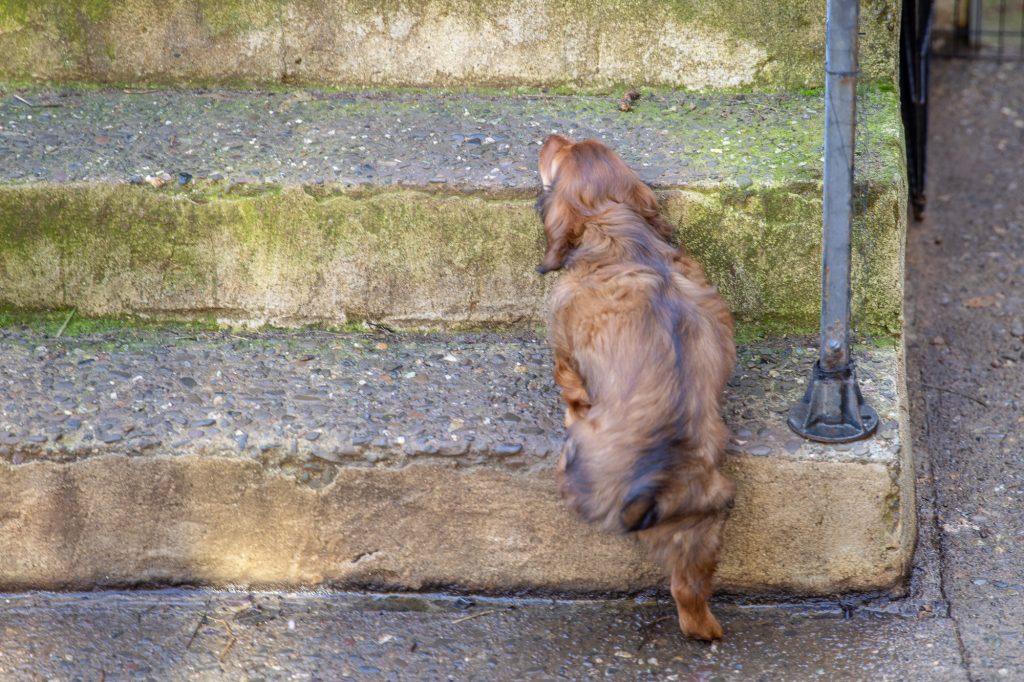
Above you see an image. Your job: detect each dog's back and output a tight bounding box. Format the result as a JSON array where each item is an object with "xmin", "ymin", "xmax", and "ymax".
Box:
[{"xmin": 547, "ymin": 207, "xmax": 734, "ymax": 535}]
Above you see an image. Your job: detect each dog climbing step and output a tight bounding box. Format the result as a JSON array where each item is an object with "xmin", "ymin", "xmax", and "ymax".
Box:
[
  {"xmin": 0, "ymin": 86, "xmax": 905, "ymax": 335},
  {"xmin": 0, "ymin": 329, "xmax": 913, "ymax": 594}
]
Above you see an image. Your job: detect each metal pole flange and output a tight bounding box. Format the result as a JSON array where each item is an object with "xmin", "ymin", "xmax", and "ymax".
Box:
[{"xmin": 788, "ymin": 361, "xmax": 878, "ymax": 443}]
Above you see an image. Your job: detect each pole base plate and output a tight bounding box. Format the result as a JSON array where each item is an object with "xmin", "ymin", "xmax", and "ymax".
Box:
[{"xmin": 787, "ymin": 361, "xmax": 879, "ymax": 443}]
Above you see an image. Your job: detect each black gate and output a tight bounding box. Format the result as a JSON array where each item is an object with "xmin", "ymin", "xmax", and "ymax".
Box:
[
  {"xmin": 902, "ymin": 0, "xmax": 935, "ymax": 220},
  {"xmin": 933, "ymin": 0, "xmax": 1024, "ymax": 59},
  {"xmin": 900, "ymin": 1, "xmax": 1024, "ymax": 219}
]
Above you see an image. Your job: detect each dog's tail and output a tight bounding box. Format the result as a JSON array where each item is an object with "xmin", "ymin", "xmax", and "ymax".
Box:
[{"xmin": 559, "ymin": 418, "xmax": 732, "ymax": 534}]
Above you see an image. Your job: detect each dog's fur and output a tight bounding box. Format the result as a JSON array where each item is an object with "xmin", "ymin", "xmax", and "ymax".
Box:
[{"xmin": 536, "ymin": 134, "xmax": 736, "ymax": 641}]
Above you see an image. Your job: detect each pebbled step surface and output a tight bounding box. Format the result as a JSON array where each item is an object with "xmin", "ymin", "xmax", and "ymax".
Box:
[
  {"xmin": 0, "ymin": 87, "xmax": 899, "ymax": 191},
  {"xmin": 0, "ymin": 329, "xmax": 902, "ymax": 473}
]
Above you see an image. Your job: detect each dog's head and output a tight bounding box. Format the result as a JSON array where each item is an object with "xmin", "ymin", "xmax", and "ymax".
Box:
[{"xmin": 535, "ymin": 134, "xmax": 674, "ymax": 274}]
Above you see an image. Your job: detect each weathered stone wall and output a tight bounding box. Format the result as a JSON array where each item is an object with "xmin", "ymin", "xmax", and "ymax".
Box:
[
  {"xmin": 0, "ymin": 182, "xmax": 905, "ymax": 334},
  {"xmin": 0, "ymin": 0, "xmax": 899, "ymax": 90}
]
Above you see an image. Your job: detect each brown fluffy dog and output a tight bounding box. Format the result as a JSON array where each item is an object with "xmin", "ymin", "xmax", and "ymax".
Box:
[{"xmin": 536, "ymin": 134, "xmax": 736, "ymax": 641}]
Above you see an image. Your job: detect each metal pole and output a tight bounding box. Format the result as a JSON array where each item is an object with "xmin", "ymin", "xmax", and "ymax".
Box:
[
  {"xmin": 787, "ymin": 0, "xmax": 878, "ymax": 443},
  {"xmin": 820, "ymin": 0, "xmax": 858, "ymax": 372}
]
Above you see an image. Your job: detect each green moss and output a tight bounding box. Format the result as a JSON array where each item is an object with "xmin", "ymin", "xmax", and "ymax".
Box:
[
  {"xmin": 661, "ymin": 177, "xmax": 903, "ymax": 337},
  {"xmin": 195, "ymin": 0, "xmax": 278, "ymax": 36},
  {"xmin": 0, "ymin": 177, "xmax": 903, "ymax": 334},
  {"xmin": 0, "ymin": 2, "xmax": 27, "ymax": 30},
  {"xmin": 79, "ymin": 0, "xmax": 112, "ymax": 23},
  {"xmin": 646, "ymin": 0, "xmax": 898, "ymax": 89},
  {"xmin": 0, "ymin": 306, "xmax": 542, "ymax": 338},
  {"xmin": 0, "ymin": 306, "xmax": 221, "ymax": 336},
  {"xmin": 0, "ymin": 305, "xmax": 901, "ymax": 349},
  {"xmin": 0, "ymin": 0, "xmax": 897, "ymax": 90},
  {"xmin": 864, "ymin": 335, "xmax": 900, "ymax": 349}
]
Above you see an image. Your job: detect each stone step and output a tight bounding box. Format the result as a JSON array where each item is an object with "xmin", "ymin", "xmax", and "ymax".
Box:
[
  {"xmin": 0, "ymin": 86, "xmax": 906, "ymax": 335},
  {"xmin": 0, "ymin": 0, "xmax": 898, "ymax": 91},
  {"xmin": 0, "ymin": 329, "xmax": 914, "ymax": 595}
]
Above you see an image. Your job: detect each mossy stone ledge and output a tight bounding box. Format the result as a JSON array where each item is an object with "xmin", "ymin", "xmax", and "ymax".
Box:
[
  {"xmin": 0, "ymin": 87, "xmax": 906, "ymax": 334},
  {"xmin": 0, "ymin": 0, "xmax": 898, "ymax": 91}
]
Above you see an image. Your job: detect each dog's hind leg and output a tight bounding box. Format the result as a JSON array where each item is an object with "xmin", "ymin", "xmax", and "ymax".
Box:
[{"xmin": 650, "ymin": 514, "xmax": 728, "ymax": 641}]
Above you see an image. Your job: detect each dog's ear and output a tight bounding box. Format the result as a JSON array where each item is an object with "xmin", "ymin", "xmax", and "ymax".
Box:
[
  {"xmin": 537, "ymin": 134, "xmax": 579, "ymax": 274},
  {"xmin": 539, "ymin": 134, "xmax": 573, "ymax": 190},
  {"xmin": 537, "ymin": 206, "xmax": 580, "ymax": 274},
  {"xmin": 630, "ymin": 181, "xmax": 674, "ymax": 241}
]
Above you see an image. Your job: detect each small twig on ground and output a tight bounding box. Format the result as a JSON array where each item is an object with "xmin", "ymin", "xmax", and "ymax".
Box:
[
  {"xmin": 451, "ymin": 609, "xmax": 495, "ymax": 624},
  {"xmin": 218, "ymin": 636, "xmax": 237, "ymax": 662},
  {"xmin": 641, "ymin": 615, "xmax": 674, "ymax": 629},
  {"xmin": 212, "ymin": 618, "xmax": 237, "ymax": 662},
  {"xmin": 12, "ymin": 94, "xmax": 61, "ymax": 108},
  {"xmin": 55, "ymin": 308, "xmax": 76, "ymax": 338},
  {"xmin": 185, "ymin": 614, "xmax": 208, "ymax": 650},
  {"xmin": 919, "ymin": 383, "xmax": 989, "ymax": 407},
  {"xmin": 315, "ymin": 329, "xmax": 356, "ymax": 337},
  {"xmin": 366, "ymin": 321, "xmax": 396, "ymax": 335}
]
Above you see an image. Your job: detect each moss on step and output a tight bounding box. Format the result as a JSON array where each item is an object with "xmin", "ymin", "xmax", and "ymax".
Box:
[
  {"xmin": 0, "ymin": 178, "xmax": 904, "ymax": 334},
  {"xmin": 0, "ymin": 307, "xmax": 224, "ymax": 337},
  {"xmin": 0, "ymin": 0, "xmax": 898, "ymax": 91},
  {"xmin": 0, "ymin": 305, "xmax": 901, "ymax": 354}
]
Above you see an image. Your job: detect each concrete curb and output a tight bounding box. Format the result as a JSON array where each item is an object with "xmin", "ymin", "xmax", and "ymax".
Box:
[
  {"xmin": 0, "ymin": 335, "xmax": 914, "ymax": 595},
  {"xmin": 0, "ymin": 447, "xmax": 912, "ymax": 595}
]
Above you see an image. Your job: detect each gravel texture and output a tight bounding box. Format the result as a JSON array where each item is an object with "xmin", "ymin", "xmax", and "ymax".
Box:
[
  {"xmin": 0, "ymin": 329, "xmax": 902, "ymax": 477},
  {"xmin": 0, "ymin": 87, "xmax": 899, "ymax": 190},
  {"xmin": 0, "ymin": 589, "xmax": 966, "ymax": 681}
]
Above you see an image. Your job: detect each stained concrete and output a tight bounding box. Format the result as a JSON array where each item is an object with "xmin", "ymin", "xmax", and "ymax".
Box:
[
  {"xmin": 0, "ymin": 590, "xmax": 967, "ymax": 681},
  {"xmin": 0, "ymin": 0, "xmax": 899, "ymax": 91},
  {"xmin": 905, "ymin": 58, "xmax": 1024, "ymax": 680}
]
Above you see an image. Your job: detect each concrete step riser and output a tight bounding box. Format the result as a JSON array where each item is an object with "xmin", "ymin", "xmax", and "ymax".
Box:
[
  {"xmin": 0, "ymin": 452, "xmax": 910, "ymax": 594},
  {"xmin": 0, "ymin": 183, "xmax": 904, "ymax": 333},
  {"xmin": 0, "ymin": 1, "xmax": 898, "ymax": 91}
]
